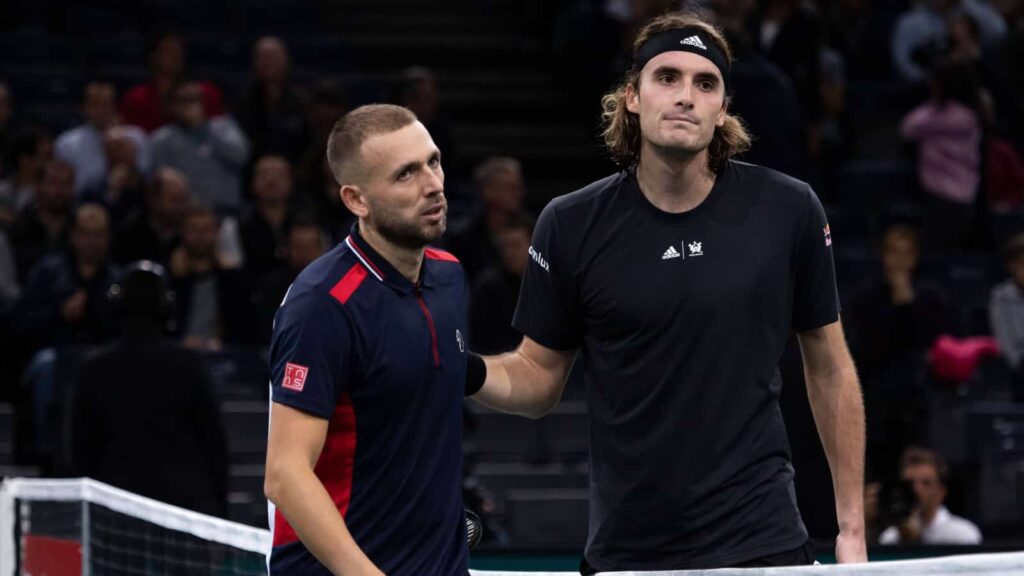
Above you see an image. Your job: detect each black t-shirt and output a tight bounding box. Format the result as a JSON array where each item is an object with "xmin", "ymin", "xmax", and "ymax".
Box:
[{"xmin": 513, "ymin": 160, "xmax": 839, "ymax": 571}]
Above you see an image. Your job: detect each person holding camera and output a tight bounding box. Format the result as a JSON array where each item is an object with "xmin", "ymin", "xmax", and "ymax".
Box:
[{"xmin": 878, "ymin": 446, "xmax": 982, "ymax": 544}]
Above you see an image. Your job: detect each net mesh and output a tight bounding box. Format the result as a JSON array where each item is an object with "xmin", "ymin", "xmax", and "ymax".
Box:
[
  {"xmin": 1, "ymin": 478, "xmax": 269, "ymax": 576},
  {"xmin": 3, "ymin": 478, "xmax": 1022, "ymax": 576}
]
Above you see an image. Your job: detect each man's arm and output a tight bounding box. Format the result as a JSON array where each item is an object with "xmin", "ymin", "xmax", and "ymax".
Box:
[
  {"xmin": 797, "ymin": 319, "xmax": 867, "ymax": 563},
  {"xmin": 470, "ymin": 336, "xmax": 576, "ymax": 419},
  {"xmin": 264, "ymin": 403, "xmax": 382, "ymax": 576}
]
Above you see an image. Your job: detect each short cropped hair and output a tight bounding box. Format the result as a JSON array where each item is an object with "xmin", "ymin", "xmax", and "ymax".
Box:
[{"xmin": 326, "ymin": 104, "xmax": 417, "ymax": 187}]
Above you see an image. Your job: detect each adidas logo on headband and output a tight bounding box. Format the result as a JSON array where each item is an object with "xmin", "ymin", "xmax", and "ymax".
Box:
[{"xmin": 680, "ymin": 35, "xmax": 707, "ymax": 50}]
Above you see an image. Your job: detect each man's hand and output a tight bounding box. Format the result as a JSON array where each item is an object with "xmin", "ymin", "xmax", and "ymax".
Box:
[
  {"xmin": 836, "ymin": 529, "xmax": 868, "ymax": 563},
  {"xmin": 897, "ymin": 511, "xmax": 923, "ymax": 544}
]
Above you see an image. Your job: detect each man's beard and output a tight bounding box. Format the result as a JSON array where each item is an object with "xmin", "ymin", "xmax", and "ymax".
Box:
[{"xmin": 368, "ymin": 204, "xmax": 447, "ymax": 251}]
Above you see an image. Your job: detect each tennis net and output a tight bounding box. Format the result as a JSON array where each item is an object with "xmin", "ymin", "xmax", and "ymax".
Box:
[
  {"xmin": 0, "ymin": 477, "xmax": 269, "ymax": 575},
  {"xmin": 2, "ymin": 477, "xmax": 1022, "ymax": 575}
]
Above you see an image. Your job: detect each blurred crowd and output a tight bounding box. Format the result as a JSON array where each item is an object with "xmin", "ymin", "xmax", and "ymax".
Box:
[{"xmin": 0, "ymin": 0, "xmax": 1023, "ymax": 546}]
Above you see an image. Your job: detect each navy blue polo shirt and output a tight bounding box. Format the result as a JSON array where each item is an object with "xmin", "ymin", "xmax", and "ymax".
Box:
[{"xmin": 267, "ymin": 228, "xmax": 469, "ymax": 576}]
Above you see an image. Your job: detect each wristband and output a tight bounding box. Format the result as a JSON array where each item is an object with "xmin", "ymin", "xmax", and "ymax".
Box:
[{"xmin": 466, "ymin": 352, "xmax": 486, "ymax": 396}]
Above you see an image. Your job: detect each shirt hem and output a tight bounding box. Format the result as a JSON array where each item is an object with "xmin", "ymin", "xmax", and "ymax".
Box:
[{"xmin": 587, "ymin": 532, "xmax": 809, "ymax": 572}]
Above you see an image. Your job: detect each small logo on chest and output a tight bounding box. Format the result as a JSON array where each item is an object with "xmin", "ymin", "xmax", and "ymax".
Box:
[{"xmin": 661, "ymin": 241, "xmax": 704, "ymax": 260}]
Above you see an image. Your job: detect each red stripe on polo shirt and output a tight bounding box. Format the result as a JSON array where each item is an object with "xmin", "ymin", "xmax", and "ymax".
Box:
[
  {"xmin": 329, "ymin": 263, "xmax": 368, "ymax": 304},
  {"xmin": 424, "ymin": 247, "xmax": 459, "ymax": 263},
  {"xmin": 272, "ymin": 394, "xmax": 358, "ymax": 547}
]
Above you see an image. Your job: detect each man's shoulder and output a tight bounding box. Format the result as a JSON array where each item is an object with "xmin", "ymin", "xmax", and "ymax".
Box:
[
  {"xmin": 725, "ymin": 160, "xmax": 812, "ymax": 195},
  {"xmin": 285, "ymin": 244, "xmax": 367, "ymax": 310},
  {"xmin": 424, "ymin": 246, "xmax": 465, "ymax": 283},
  {"xmin": 938, "ymin": 511, "xmax": 983, "ymax": 543},
  {"xmin": 550, "ymin": 171, "xmax": 628, "ymax": 210},
  {"xmin": 991, "ymin": 280, "xmax": 1022, "ymax": 303},
  {"xmin": 151, "ymin": 124, "xmax": 182, "ymax": 144},
  {"xmin": 55, "ymin": 125, "xmax": 92, "ymax": 149}
]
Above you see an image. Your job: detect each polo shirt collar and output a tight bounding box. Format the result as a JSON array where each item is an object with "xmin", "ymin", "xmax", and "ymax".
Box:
[{"xmin": 345, "ymin": 225, "xmax": 435, "ymax": 293}]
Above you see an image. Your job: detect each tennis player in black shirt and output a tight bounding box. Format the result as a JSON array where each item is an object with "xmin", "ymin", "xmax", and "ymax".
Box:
[{"xmin": 466, "ymin": 11, "xmax": 867, "ymax": 573}]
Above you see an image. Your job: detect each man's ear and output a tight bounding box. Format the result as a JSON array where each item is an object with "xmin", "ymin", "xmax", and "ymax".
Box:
[
  {"xmin": 625, "ymin": 82, "xmax": 640, "ymax": 115},
  {"xmin": 340, "ymin": 184, "xmax": 369, "ymax": 218}
]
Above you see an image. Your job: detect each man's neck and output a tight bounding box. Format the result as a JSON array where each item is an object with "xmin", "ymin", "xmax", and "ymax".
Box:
[
  {"xmin": 359, "ymin": 222, "xmax": 424, "ymax": 284},
  {"xmin": 635, "ymin": 145, "xmax": 716, "ymax": 213}
]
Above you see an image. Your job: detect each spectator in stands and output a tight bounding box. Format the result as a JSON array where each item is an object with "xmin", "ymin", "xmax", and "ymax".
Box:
[
  {"xmin": 302, "ymin": 80, "xmax": 348, "ymax": 156},
  {"xmin": 121, "ymin": 32, "xmax": 224, "ymax": 133},
  {"xmin": 169, "ymin": 205, "xmax": 256, "ymax": 350},
  {"xmin": 95, "ymin": 126, "xmax": 148, "ymax": 222},
  {"xmin": 239, "ymin": 155, "xmax": 298, "ymax": 279},
  {"xmin": 879, "ymin": 446, "xmax": 982, "ymax": 544},
  {"xmin": 9, "ymin": 159, "xmax": 73, "ymax": 281},
  {"xmin": 0, "ymin": 82, "xmax": 14, "ymax": 173},
  {"xmin": 399, "ymin": 67, "xmax": 455, "ymax": 173},
  {"xmin": 846, "ymin": 224, "xmax": 958, "ymax": 480},
  {"xmin": 0, "ymin": 129, "xmax": 49, "ymax": 228},
  {"xmin": 900, "ymin": 59, "xmax": 983, "ymax": 250},
  {"xmin": 823, "ymin": 0, "xmax": 894, "ymax": 80},
  {"xmin": 0, "ymin": 232, "xmax": 17, "ymax": 303},
  {"xmin": 152, "ymin": 81, "xmax": 249, "ymax": 215},
  {"xmin": 257, "ymin": 218, "xmax": 326, "ymax": 343},
  {"xmin": 748, "ymin": 0, "xmax": 824, "ymax": 160},
  {"xmin": 468, "ymin": 213, "xmax": 533, "ymax": 354},
  {"xmin": 13, "ymin": 204, "xmax": 118, "ymax": 352},
  {"xmin": 892, "ymin": 0, "xmax": 1007, "ymax": 84},
  {"xmin": 234, "ymin": 36, "xmax": 309, "ymax": 165},
  {"xmin": 445, "ymin": 156, "xmax": 527, "ymax": 281},
  {"xmin": 54, "ymin": 82, "xmax": 151, "ymax": 198},
  {"xmin": 71, "ymin": 262, "xmax": 228, "ymax": 517},
  {"xmin": 723, "ymin": 19, "xmax": 807, "ymax": 178},
  {"xmin": 989, "ymin": 232, "xmax": 1024, "ymax": 398},
  {"xmin": 113, "ymin": 167, "xmax": 191, "ymax": 265},
  {"xmin": 299, "ymin": 142, "xmax": 356, "ymax": 244}
]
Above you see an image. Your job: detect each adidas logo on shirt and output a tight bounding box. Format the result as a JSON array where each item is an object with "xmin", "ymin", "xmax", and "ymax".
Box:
[
  {"xmin": 680, "ymin": 35, "xmax": 707, "ymax": 50},
  {"xmin": 662, "ymin": 245, "xmax": 681, "ymax": 260}
]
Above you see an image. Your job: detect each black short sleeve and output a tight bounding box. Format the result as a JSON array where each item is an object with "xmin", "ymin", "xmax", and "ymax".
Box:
[
  {"xmin": 792, "ymin": 186, "xmax": 840, "ymax": 332},
  {"xmin": 269, "ymin": 290, "xmax": 354, "ymax": 418},
  {"xmin": 512, "ymin": 202, "xmax": 584, "ymax": 350}
]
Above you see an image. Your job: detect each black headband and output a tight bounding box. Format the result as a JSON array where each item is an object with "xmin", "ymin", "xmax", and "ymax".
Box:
[{"xmin": 635, "ymin": 28, "xmax": 730, "ymax": 87}]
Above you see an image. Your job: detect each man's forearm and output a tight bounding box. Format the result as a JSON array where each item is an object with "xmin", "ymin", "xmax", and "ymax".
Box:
[
  {"xmin": 472, "ymin": 350, "xmax": 569, "ymax": 419},
  {"xmin": 806, "ymin": 361, "xmax": 866, "ymax": 534},
  {"xmin": 265, "ymin": 464, "xmax": 381, "ymax": 575}
]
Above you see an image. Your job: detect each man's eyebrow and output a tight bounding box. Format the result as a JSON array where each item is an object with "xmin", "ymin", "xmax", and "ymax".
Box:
[
  {"xmin": 390, "ymin": 150, "xmax": 440, "ymax": 180},
  {"xmin": 391, "ymin": 161, "xmax": 419, "ymax": 180},
  {"xmin": 650, "ymin": 65, "xmax": 681, "ymax": 77}
]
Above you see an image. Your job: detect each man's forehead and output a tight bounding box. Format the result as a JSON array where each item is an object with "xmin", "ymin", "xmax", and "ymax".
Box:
[
  {"xmin": 641, "ymin": 50, "xmax": 722, "ymax": 79},
  {"xmin": 360, "ymin": 122, "xmax": 436, "ymax": 169}
]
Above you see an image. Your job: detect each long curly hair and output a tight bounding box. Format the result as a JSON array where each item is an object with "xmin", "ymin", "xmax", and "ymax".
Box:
[{"xmin": 600, "ymin": 11, "xmax": 751, "ymax": 173}]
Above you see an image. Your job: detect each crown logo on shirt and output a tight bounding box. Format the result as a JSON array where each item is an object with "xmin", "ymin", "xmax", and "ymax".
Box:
[{"xmin": 688, "ymin": 242, "xmax": 703, "ymax": 257}]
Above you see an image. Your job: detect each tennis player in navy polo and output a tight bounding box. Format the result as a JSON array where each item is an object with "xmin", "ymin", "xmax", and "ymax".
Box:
[{"xmin": 264, "ymin": 104, "xmax": 469, "ymax": 575}]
